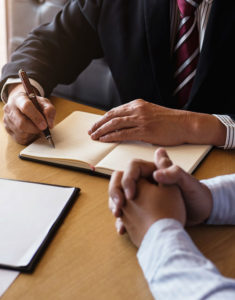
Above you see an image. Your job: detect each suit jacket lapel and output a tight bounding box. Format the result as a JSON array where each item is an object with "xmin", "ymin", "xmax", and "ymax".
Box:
[{"xmin": 144, "ymin": 0, "xmax": 173, "ymax": 106}]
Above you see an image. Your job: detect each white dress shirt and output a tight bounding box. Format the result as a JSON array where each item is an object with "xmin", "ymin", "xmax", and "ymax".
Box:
[
  {"xmin": 1, "ymin": 0, "xmax": 235, "ymax": 148},
  {"xmin": 137, "ymin": 174, "xmax": 235, "ymax": 300}
]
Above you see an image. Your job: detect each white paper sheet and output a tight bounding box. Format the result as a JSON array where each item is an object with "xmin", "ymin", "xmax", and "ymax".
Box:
[
  {"xmin": 0, "ymin": 179, "xmax": 77, "ymax": 267},
  {"xmin": 0, "ymin": 269, "xmax": 19, "ymax": 297}
]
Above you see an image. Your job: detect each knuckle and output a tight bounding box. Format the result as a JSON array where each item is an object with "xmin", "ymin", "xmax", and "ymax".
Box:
[
  {"xmin": 109, "ymin": 118, "xmax": 120, "ymax": 127},
  {"xmin": 109, "ymin": 118, "xmax": 115, "ymax": 126},
  {"xmin": 17, "ymin": 118, "xmax": 27, "ymax": 132},
  {"xmin": 3, "ymin": 104, "xmax": 10, "ymax": 113},
  {"xmin": 122, "ymin": 116, "xmax": 129, "ymax": 123},
  {"xmin": 129, "ymin": 159, "xmax": 142, "ymax": 168},
  {"xmin": 20, "ymin": 100, "xmax": 32, "ymax": 114},
  {"xmin": 161, "ymin": 157, "xmax": 171, "ymax": 166},
  {"xmin": 132, "ymin": 99, "xmax": 145, "ymax": 110},
  {"xmin": 43, "ymin": 105, "xmax": 54, "ymax": 116},
  {"xmin": 3, "ymin": 115, "xmax": 8, "ymax": 126},
  {"xmin": 105, "ymin": 109, "xmax": 114, "ymax": 119},
  {"xmin": 132, "ymin": 98, "xmax": 144, "ymax": 105},
  {"xmin": 163, "ymin": 157, "xmax": 170, "ymax": 164},
  {"xmin": 172, "ymin": 165, "xmax": 181, "ymax": 174},
  {"xmin": 42, "ymin": 98, "xmax": 54, "ymax": 108}
]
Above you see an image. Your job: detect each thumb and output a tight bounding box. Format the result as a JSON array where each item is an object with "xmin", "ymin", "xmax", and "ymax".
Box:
[
  {"xmin": 153, "ymin": 165, "xmax": 185, "ymax": 186},
  {"xmin": 154, "ymin": 148, "xmax": 173, "ymax": 170},
  {"xmin": 153, "ymin": 165, "xmax": 197, "ymax": 197}
]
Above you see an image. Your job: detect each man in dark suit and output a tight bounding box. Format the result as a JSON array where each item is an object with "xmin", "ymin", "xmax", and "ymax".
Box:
[{"xmin": 1, "ymin": 0, "xmax": 234, "ymax": 147}]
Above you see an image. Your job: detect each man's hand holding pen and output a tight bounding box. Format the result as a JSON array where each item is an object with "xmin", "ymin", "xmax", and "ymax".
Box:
[{"xmin": 3, "ymin": 81, "xmax": 56, "ymax": 145}]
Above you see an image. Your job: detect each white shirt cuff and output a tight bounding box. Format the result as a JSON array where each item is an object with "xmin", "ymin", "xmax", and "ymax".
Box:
[
  {"xmin": 1, "ymin": 78, "xmax": 45, "ymax": 103},
  {"xmin": 214, "ymin": 114, "xmax": 235, "ymax": 149},
  {"xmin": 201, "ymin": 174, "xmax": 235, "ymax": 225}
]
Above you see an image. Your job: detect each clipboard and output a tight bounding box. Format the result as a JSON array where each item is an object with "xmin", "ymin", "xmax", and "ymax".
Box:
[{"xmin": 0, "ymin": 178, "xmax": 80, "ymax": 273}]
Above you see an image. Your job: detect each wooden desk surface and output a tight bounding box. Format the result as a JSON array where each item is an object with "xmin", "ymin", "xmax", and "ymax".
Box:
[{"xmin": 1, "ymin": 97, "xmax": 235, "ymax": 300}]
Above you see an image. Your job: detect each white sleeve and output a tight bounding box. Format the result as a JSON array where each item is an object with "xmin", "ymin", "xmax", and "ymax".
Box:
[
  {"xmin": 201, "ymin": 174, "xmax": 235, "ymax": 225},
  {"xmin": 137, "ymin": 218, "xmax": 235, "ymax": 300},
  {"xmin": 1, "ymin": 78, "xmax": 45, "ymax": 103},
  {"xmin": 214, "ymin": 115, "xmax": 235, "ymax": 149}
]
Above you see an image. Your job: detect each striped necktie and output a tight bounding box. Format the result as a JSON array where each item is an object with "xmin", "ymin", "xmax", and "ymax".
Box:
[{"xmin": 173, "ymin": 0, "xmax": 202, "ymax": 107}]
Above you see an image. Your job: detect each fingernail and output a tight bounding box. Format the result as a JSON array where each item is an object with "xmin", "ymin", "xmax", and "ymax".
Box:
[
  {"xmin": 112, "ymin": 195, "xmax": 119, "ymax": 205},
  {"xmin": 116, "ymin": 219, "xmax": 122, "ymax": 233},
  {"xmin": 125, "ymin": 188, "xmax": 132, "ymax": 200},
  {"xmin": 91, "ymin": 133, "xmax": 97, "ymax": 140},
  {"xmin": 48, "ymin": 118, "xmax": 54, "ymax": 128}
]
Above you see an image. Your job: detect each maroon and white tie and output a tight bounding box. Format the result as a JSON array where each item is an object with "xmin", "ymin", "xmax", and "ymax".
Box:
[{"xmin": 173, "ymin": 0, "xmax": 202, "ymax": 107}]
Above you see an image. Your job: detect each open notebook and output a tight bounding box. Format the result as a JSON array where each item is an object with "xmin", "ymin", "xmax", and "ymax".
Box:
[
  {"xmin": 20, "ymin": 111, "xmax": 212, "ymax": 176},
  {"xmin": 0, "ymin": 178, "xmax": 80, "ymax": 272}
]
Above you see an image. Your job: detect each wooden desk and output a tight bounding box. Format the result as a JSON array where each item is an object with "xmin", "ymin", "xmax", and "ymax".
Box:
[{"xmin": 1, "ymin": 97, "xmax": 235, "ymax": 300}]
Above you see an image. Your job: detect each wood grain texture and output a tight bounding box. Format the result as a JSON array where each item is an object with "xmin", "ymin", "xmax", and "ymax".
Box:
[{"xmin": 0, "ymin": 97, "xmax": 235, "ymax": 300}]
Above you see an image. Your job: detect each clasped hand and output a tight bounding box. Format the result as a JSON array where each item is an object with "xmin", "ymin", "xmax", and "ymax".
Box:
[{"xmin": 108, "ymin": 148, "xmax": 213, "ymax": 248}]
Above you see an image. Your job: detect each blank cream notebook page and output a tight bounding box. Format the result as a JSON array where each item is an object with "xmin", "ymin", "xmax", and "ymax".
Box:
[
  {"xmin": 20, "ymin": 111, "xmax": 212, "ymax": 174},
  {"xmin": 20, "ymin": 111, "xmax": 117, "ymax": 169},
  {"xmin": 96, "ymin": 141, "xmax": 212, "ymax": 174}
]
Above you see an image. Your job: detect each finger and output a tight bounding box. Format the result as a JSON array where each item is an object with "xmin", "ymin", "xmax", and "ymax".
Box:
[
  {"xmin": 4, "ymin": 106, "xmax": 40, "ymax": 135},
  {"xmin": 109, "ymin": 197, "xmax": 123, "ymax": 217},
  {"xmin": 154, "ymin": 165, "xmax": 189, "ymax": 187},
  {"xmin": 4, "ymin": 117, "xmax": 39, "ymax": 145},
  {"xmin": 90, "ymin": 116, "xmax": 136, "ymax": 140},
  {"xmin": 109, "ymin": 171, "xmax": 125, "ymax": 217},
  {"xmin": 115, "ymin": 218, "xmax": 126, "ymax": 235},
  {"xmin": 88, "ymin": 103, "xmax": 132, "ymax": 134},
  {"xmin": 15, "ymin": 93, "xmax": 48, "ymax": 131},
  {"xmin": 98, "ymin": 127, "xmax": 143, "ymax": 143},
  {"xmin": 4, "ymin": 120, "xmax": 39, "ymax": 144},
  {"xmin": 3, "ymin": 112, "xmax": 15, "ymax": 135},
  {"xmin": 4, "ymin": 123, "xmax": 14, "ymax": 136},
  {"xmin": 36, "ymin": 96, "xmax": 56, "ymax": 128},
  {"xmin": 4, "ymin": 106, "xmax": 41, "ymax": 145},
  {"xmin": 121, "ymin": 159, "xmax": 156, "ymax": 200},
  {"xmin": 154, "ymin": 148, "xmax": 173, "ymax": 170}
]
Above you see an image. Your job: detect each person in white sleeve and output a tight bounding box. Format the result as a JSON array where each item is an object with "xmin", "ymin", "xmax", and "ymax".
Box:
[{"xmin": 109, "ymin": 148, "xmax": 235, "ymax": 300}]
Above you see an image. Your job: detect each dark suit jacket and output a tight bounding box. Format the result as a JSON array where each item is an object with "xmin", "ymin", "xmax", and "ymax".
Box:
[{"xmin": 1, "ymin": 0, "xmax": 235, "ymax": 117}]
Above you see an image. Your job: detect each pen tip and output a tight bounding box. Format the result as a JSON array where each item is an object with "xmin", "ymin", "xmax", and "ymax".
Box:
[{"xmin": 48, "ymin": 137, "xmax": 55, "ymax": 148}]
